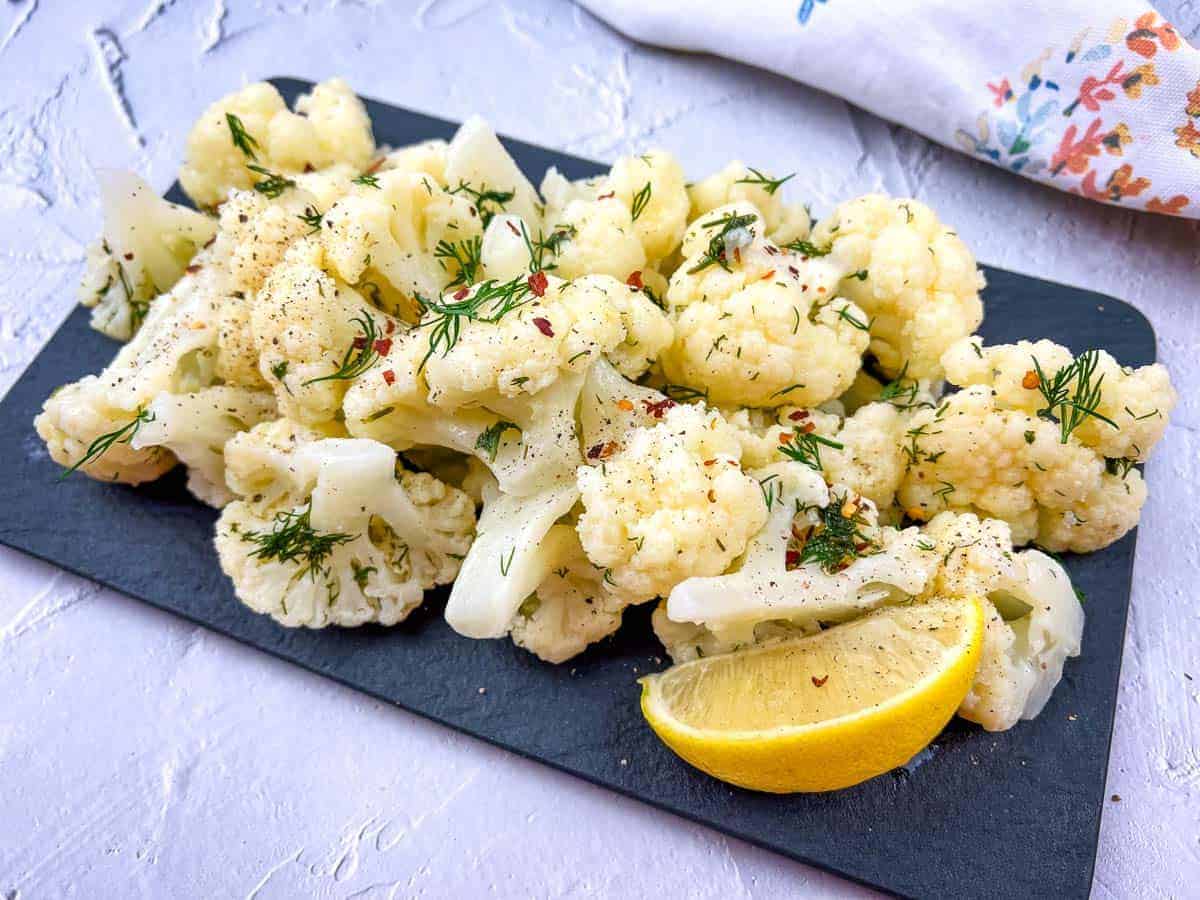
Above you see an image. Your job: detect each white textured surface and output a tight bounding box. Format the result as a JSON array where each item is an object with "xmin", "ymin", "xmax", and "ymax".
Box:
[{"xmin": 1, "ymin": 1, "xmax": 1198, "ymax": 896}]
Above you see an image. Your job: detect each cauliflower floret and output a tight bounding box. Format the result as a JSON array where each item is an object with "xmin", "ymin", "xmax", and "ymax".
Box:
[
  {"xmin": 80, "ymin": 171, "xmax": 217, "ymax": 340},
  {"xmin": 606, "ymin": 150, "xmax": 690, "ymax": 264},
  {"xmin": 897, "ymin": 385, "xmax": 1147, "ymax": 551},
  {"xmin": 216, "ymin": 431, "xmax": 473, "ymax": 628},
  {"xmin": 688, "ymin": 161, "xmax": 811, "ymax": 245},
  {"xmin": 210, "ymin": 187, "xmax": 320, "ymax": 295},
  {"xmin": 131, "ymin": 386, "xmax": 276, "ymax": 506},
  {"xmin": 320, "ymin": 170, "xmax": 481, "ymax": 318},
  {"xmin": 180, "ymin": 79, "xmax": 374, "ymax": 208},
  {"xmin": 578, "ymin": 358, "xmax": 679, "ymax": 459},
  {"xmin": 344, "ymin": 275, "xmax": 616, "ymax": 496},
  {"xmin": 574, "ymin": 273, "xmax": 672, "ymax": 379},
  {"xmin": 444, "ymin": 478, "xmax": 580, "ymax": 638},
  {"xmin": 37, "ymin": 263, "xmax": 230, "ymax": 485},
  {"xmin": 810, "ymin": 195, "xmax": 984, "ymax": 379},
  {"xmin": 651, "ymin": 601, "xmax": 808, "ymax": 663},
  {"xmin": 252, "ymin": 239, "xmax": 395, "ymax": 425},
  {"xmin": 919, "ymin": 512, "xmax": 1084, "ymax": 730},
  {"xmin": 508, "ymin": 524, "xmax": 630, "ymax": 663},
  {"xmin": 575, "ymin": 404, "xmax": 769, "ymax": 602},
  {"xmin": 942, "ymin": 336, "xmax": 1176, "ymax": 463},
  {"xmin": 665, "ymin": 463, "xmax": 939, "ymax": 644},
  {"xmin": 544, "ymin": 194, "xmax": 646, "ymax": 281},
  {"xmin": 381, "ymin": 139, "xmax": 448, "ymax": 183},
  {"xmin": 662, "ymin": 273, "xmax": 869, "ymax": 409},
  {"xmin": 819, "ymin": 402, "xmax": 907, "ymax": 509},
  {"xmin": 443, "ymin": 116, "xmax": 542, "ymax": 228}
]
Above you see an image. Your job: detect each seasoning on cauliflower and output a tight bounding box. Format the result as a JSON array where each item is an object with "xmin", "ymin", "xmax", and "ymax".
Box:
[
  {"xmin": 80, "ymin": 170, "xmax": 217, "ymax": 340},
  {"xmin": 919, "ymin": 511, "xmax": 1084, "ymax": 731},
  {"xmin": 575, "ymin": 403, "xmax": 769, "ymax": 602},
  {"xmin": 209, "ymin": 186, "xmax": 326, "ymax": 297},
  {"xmin": 810, "ymin": 194, "xmax": 984, "ymax": 380},
  {"xmin": 661, "ymin": 204, "xmax": 869, "ymax": 408},
  {"xmin": 444, "ymin": 116, "xmax": 542, "ymax": 229},
  {"xmin": 941, "ymin": 336, "xmax": 1175, "ymax": 464},
  {"xmin": 180, "ymin": 78, "xmax": 374, "ymax": 208},
  {"xmin": 253, "ymin": 239, "xmax": 397, "ymax": 426},
  {"xmin": 665, "ymin": 462, "xmax": 939, "ymax": 645},
  {"xmin": 688, "ymin": 161, "xmax": 811, "ymax": 246},
  {"xmin": 217, "ymin": 428, "xmax": 474, "ymax": 628}
]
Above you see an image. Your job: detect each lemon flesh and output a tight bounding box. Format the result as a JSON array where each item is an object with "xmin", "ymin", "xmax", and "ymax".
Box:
[{"xmin": 641, "ymin": 597, "xmax": 984, "ymax": 793}]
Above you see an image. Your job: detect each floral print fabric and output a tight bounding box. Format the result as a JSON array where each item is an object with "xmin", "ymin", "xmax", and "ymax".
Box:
[{"xmin": 580, "ymin": 1, "xmax": 1200, "ymax": 218}]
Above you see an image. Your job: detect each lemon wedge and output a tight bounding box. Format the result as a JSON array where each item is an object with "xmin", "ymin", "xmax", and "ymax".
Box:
[{"xmin": 640, "ymin": 596, "xmax": 984, "ymax": 793}]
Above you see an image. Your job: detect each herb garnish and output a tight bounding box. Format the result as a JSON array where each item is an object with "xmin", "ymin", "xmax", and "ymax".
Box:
[
  {"xmin": 475, "ymin": 421, "xmax": 521, "ymax": 460},
  {"xmin": 687, "ymin": 212, "xmax": 758, "ymax": 274},
  {"xmin": 226, "ymin": 112, "xmax": 259, "ymax": 159},
  {"xmin": 449, "ymin": 180, "xmax": 514, "ymax": 228},
  {"xmin": 247, "ymin": 164, "xmax": 295, "ymax": 199},
  {"xmin": 434, "ymin": 236, "xmax": 483, "ymax": 288},
  {"xmin": 630, "ymin": 182, "xmax": 652, "ymax": 222},
  {"xmin": 796, "ymin": 493, "xmax": 877, "ymax": 573},
  {"xmin": 59, "ymin": 407, "xmax": 155, "ymax": 480},
  {"xmin": 734, "ymin": 167, "xmax": 794, "ymax": 196},
  {"xmin": 1031, "ymin": 349, "xmax": 1118, "ymax": 443},
  {"xmin": 240, "ymin": 502, "xmax": 356, "ymax": 582},
  {"xmin": 779, "ymin": 431, "xmax": 843, "ymax": 471},
  {"xmin": 303, "ymin": 312, "xmax": 382, "ymax": 385},
  {"xmin": 297, "ymin": 206, "xmax": 323, "ymax": 234},
  {"xmin": 415, "ymin": 275, "xmax": 537, "ymax": 371},
  {"xmin": 781, "ymin": 238, "xmax": 829, "ymax": 257},
  {"xmin": 352, "ymin": 173, "xmax": 381, "ymax": 188}
]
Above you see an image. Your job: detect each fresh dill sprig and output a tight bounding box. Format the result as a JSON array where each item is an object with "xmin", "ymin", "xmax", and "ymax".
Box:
[
  {"xmin": 297, "ymin": 206, "xmax": 323, "ymax": 234},
  {"xmin": 781, "ymin": 238, "xmax": 829, "ymax": 257},
  {"xmin": 734, "ymin": 167, "xmax": 794, "ymax": 196},
  {"xmin": 475, "ymin": 421, "xmax": 521, "ymax": 461},
  {"xmin": 303, "ymin": 312, "xmax": 381, "ymax": 385},
  {"xmin": 661, "ymin": 383, "xmax": 709, "ymax": 404},
  {"xmin": 1031, "ymin": 349, "xmax": 1119, "ymax": 443},
  {"xmin": 247, "ymin": 164, "xmax": 295, "ymax": 199},
  {"xmin": 415, "ymin": 275, "xmax": 536, "ymax": 372},
  {"xmin": 226, "ymin": 113, "xmax": 259, "ymax": 159},
  {"xmin": 687, "ymin": 212, "xmax": 758, "ymax": 274},
  {"xmin": 797, "ymin": 493, "xmax": 877, "ymax": 573},
  {"xmin": 837, "ymin": 305, "xmax": 870, "ymax": 331},
  {"xmin": 240, "ymin": 502, "xmax": 356, "ymax": 582},
  {"xmin": 879, "ymin": 362, "xmax": 931, "ymax": 410},
  {"xmin": 434, "ymin": 236, "xmax": 483, "ymax": 288},
  {"xmin": 1105, "ymin": 457, "xmax": 1137, "ymax": 479},
  {"xmin": 59, "ymin": 407, "xmax": 155, "ymax": 480},
  {"xmin": 630, "ymin": 181, "xmax": 652, "ymax": 222},
  {"xmin": 779, "ymin": 430, "xmax": 843, "ymax": 472},
  {"xmin": 352, "ymin": 173, "xmax": 381, "ymax": 188},
  {"xmin": 449, "ymin": 180, "xmax": 514, "ymax": 228}
]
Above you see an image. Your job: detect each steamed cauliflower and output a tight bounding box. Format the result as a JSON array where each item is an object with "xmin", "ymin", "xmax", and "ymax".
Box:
[
  {"xmin": 217, "ymin": 425, "xmax": 474, "ymax": 627},
  {"xmin": 661, "ymin": 204, "xmax": 869, "ymax": 407},
  {"xmin": 575, "ymin": 403, "xmax": 768, "ymax": 602},
  {"xmin": 688, "ymin": 161, "xmax": 811, "ymax": 246},
  {"xmin": 810, "ymin": 195, "xmax": 984, "ymax": 379},
  {"xmin": 918, "ymin": 512, "xmax": 1084, "ymax": 731},
  {"xmin": 180, "ymin": 79, "xmax": 374, "ymax": 208},
  {"xmin": 80, "ymin": 170, "xmax": 217, "ymax": 340}
]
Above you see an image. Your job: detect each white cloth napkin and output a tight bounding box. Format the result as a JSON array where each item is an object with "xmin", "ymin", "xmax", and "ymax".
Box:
[{"xmin": 580, "ymin": 0, "xmax": 1200, "ymax": 219}]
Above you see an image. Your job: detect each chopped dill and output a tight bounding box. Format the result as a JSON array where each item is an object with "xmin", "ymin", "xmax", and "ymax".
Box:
[
  {"xmin": 58, "ymin": 407, "xmax": 155, "ymax": 480},
  {"xmin": 247, "ymin": 164, "xmax": 295, "ymax": 199},
  {"xmin": 303, "ymin": 312, "xmax": 381, "ymax": 385},
  {"xmin": 1031, "ymin": 349, "xmax": 1119, "ymax": 443},
  {"xmin": 630, "ymin": 181, "xmax": 653, "ymax": 222},
  {"xmin": 241, "ymin": 502, "xmax": 356, "ymax": 582},
  {"xmin": 687, "ymin": 212, "xmax": 758, "ymax": 274},
  {"xmin": 734, "ymin": 167, "xmax": 794, "ymax": 196},
  {"xmin": 779, "ymin": 430, "xmax": 843, "ymax": 471},
  {"xmin": 475, "ymin": 421, "xmax": 521, "ymax": 461},
  {"xmin": 226, "ymin": 112, "xmax": 259, "ymax": 159}
]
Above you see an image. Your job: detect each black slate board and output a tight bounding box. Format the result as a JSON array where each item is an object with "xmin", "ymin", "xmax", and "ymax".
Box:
[{"xmin": 0, "ymin": 78, "xmax": 1155, "ymax": 899}]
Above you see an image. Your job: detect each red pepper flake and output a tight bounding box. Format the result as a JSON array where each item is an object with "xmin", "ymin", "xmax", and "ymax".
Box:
[
  {"xmin": 626, "ymin": 270, "xmax": 643, "ymax": 290},
  {"xmin": 385, "ymin": 319, "xmax": 396, "ymax": 335},
  {"xmin": 787, "ymin": 265, "xmax": 800, "ymax": 278},
  {"xmin": 532, "ymin": 316, "xmax": 554, "ymax": 337},
  {"xmin": 617, "ymin": 399, "xmax": 634, "ymax": 412},
  {"xmin": 760, "ymin": 269, "xmax": 776, "ymax": 282},
  {"xmin": 528, "ymin": 271, "xmax": 549, "ymax": 298},
  {"xmin": 203, "ymin": 235, "xmax": 216, "ymax": 249},
  {"xmin": 801, "ymin": 284, "xmax": 809, "ymax": 292},
  {"xmin": 1021, "ymin": 370, "xmax": 1039, "ymax": 390},
  {"xmin": 642, "ymin": 398, "xmax": 676, "ymax": 419},
  {"xmin": 453, "ymin": 287, "xmax": 470, "ymax": 301},
  {"xmin": 373, "ymin": 338, "xmax": 392, "ymax": 356},
  {"xmin": 382, "ymin": 369, "xmax": 396, "ymax": 385},
  {"xmin": 855, "ymin": 542, "xmax": 870, "ymax": 552},
  {"xmin": 303, "ymin": 162, "xmax": 315, "ymax": 173},
  {"xmin": 788, "ymin": 409, "xmax": 810, "ymax": 421},
  {"xmin": 586, "ymin": 441, "xmax": 620, "ymax": 460},
  {"xmin": 785, "ymin": 550, "xmax": 801, "ymax": 568},
  {"xmin": 123, "ymin": 252, "xmax": 134, "ymax": 261},
  {"xmin": 185, "ymin": 264, "xmax": 202, "ymax": 274},
  {"xmin": 816, "ymin": 286, "xmax": 826, "ymax": 294},
  {"xmin": 366, "ymin": 156, "xmax": 386, "ymax": 174},
  {"xmin": 733, "ymin": 246, "xmax": 742, "ymax": 264},
  {"xmin": 764, "ymin": 245, "xmax": 778, "ymax": 256},
  {"xmin": 597, "ymin": 191, "xmax": 615, "ymax": 200},
  {"xmin": 811, "ymin": 675, "xmax": 829, "ymax": 687},
  {"xmin": 778, "ymin": 431, "xmax": 793, "ymax": 444},
  {"xmin": 706, "ymin": 489, "xmax": 716, "ymax": 503},
  {"xmin": 352, "ymin": 336, "xmax": 367, "ymax": 350},
  {"xmin": 506, "ymin": 220, "xmax": 520, "ymax": 236},
  {"xmin": 800, "ymin": 421, "xmax": 815, "ymax": 434},
  {"xmin": 703, "ymin": 458, "xmax": 716, "ymax": 467}
]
